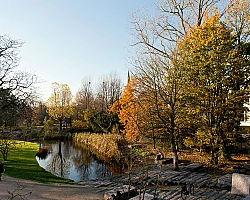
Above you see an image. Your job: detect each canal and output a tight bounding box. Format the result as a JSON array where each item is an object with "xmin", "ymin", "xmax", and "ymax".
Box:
[{"xmin": 36, "ymin": 140, "xmax": 122, "ymax": 182}]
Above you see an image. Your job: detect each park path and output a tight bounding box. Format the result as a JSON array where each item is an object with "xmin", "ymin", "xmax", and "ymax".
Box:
[{"xmin": 0, "ymin": 176, "xmax": 104, "ymax": 200}]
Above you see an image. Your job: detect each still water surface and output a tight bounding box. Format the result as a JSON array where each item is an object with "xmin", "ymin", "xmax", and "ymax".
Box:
[{"xmin": 36, "ymin": 141, "xmax": 120, "ymax": 182}]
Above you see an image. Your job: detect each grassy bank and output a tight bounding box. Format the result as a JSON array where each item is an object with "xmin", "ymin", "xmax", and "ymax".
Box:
[{"xmin": 0, "ymin": 141, "xmax": 74, "ymax": 184}]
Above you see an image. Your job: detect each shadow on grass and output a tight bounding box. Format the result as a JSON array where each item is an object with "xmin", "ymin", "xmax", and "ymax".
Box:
[{"xmin": 1, "ymin": 141, "xmax": 75, "ymax": 185}]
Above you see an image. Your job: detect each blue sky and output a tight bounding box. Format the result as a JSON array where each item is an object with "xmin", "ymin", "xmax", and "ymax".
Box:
[{"xmin": 0, "ymin": 0, "xmax": 156, "ymax": 101}]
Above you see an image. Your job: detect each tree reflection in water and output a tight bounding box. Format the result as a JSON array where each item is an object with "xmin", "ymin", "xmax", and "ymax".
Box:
[
  {"xmin": 46, "ymin": 141, "xmax": 71, "ymax": 178},
  {"xmin": 36, "ymin": 141, "xmax": 119, "ymax": 182}
]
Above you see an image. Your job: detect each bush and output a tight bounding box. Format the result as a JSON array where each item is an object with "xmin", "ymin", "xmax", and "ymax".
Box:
[
  {"xmin": 131, "ymin": 148, "xmax": 151, "ymax": 157},
  {"xmin": 72, "ymin": 120, "xmax": 85, "ymax": 128}
]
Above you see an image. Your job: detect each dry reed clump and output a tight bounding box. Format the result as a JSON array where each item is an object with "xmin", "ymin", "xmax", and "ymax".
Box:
[
  {"xmin": 178, "ymin": 150, "xmax": 210, "ymax": 164},
  {"xmin": 73, "ymin": 133, "xmax": 126, "ymax": 160}
]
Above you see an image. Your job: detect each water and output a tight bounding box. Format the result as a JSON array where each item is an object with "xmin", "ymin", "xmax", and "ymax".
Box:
[{"xmin": 36, "ymin": 141, "xmax": 121, "ymax": 182}]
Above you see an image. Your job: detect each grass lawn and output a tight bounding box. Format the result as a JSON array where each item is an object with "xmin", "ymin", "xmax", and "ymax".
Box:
[{"xmin": 0, "ymin": 141, "xmax": 75, "ymax": 184}]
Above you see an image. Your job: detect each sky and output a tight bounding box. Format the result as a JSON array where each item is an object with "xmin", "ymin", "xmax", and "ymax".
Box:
[{"xmin": 0, "ymin": 0, "xmax": 156, "ymax": 102}]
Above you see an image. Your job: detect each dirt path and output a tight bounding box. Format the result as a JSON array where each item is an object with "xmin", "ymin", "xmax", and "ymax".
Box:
[{"xmin": 0, "ymin": 176, "xmax": 104, "ymax": 200}]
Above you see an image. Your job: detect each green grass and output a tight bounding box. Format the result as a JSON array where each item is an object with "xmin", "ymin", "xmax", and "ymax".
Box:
[
  {"xmin": 131, "ymin": 148, "xmax": 152, "ymax": 156},
  {"xmin": 0, "ymin": 141, "xmax": 75, "ymax": 184}
]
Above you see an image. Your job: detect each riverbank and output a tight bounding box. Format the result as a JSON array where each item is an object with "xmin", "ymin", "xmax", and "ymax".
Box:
[{"xmin": 1, "ymin": 141, "xmax": 74, "ymax": 184}]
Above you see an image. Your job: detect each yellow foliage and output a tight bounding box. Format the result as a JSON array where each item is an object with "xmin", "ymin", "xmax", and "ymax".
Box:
[
  {"xmin": 72, "ymin": 120, "xmax": 85, "ymax": 128},
  {"xmin": 179, "ymin": 13, "xmax": 249, "ymax": 163},
  {"xmin": 45, "ymin": 82, "xmax": 74, "ymax": 121},
  {"xmin": 45, "ymin": 119, "xmax": 54, "ymax": 127}
]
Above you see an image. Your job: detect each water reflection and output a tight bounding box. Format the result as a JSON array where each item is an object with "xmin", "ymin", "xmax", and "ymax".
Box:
[{"xmin": 36, "ymin": 141, "xmax": 116, "ymax": 182}]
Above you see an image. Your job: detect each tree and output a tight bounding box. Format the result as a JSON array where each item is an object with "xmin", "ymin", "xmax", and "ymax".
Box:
[
  {"xmin": 130, "ymin": 0, "xmax": 250, "ymax": 169},
  {"xmin": 0, "ymin": 35, "xmax": 38, "ymax": 102},
  {"xmin": 0, "ymin": 35, "xmax": 38, "ymax": 161},
  {"xmin": 110, "ymin": 77, "xmax": 141, "ymax": 141},
  {"xmin": 131, "ymin": 0, "xmax": 228, "ymax": 59},
  {"xmin": 0, "ymin": 35, "xmax": 38, "ymax": 128},
  {"xmin": 77, "ymin": 73, "xmax": 123, "ymax": 134},
  {"xmin": 89, "ymin": 112, "xmax": 120, "ymax": 133},
  {"xmin": 32, "ymin": 102, "xmax": 48, "ymax": 126},
  {"xmin": 45, "ymin": 82, "xmax": 73, "ymax": 131},
  {"xmin": 96, "ymin": 73, "xmax": 123, "ymax": 113},
  {"xmin": 0, "ymin": 130, "xmax": 18, "ymax": 161},
  {"xmin": 133, "ymin": 55, "xmax": 184, "ymax": 170},
  {"xmin": 224, "ymin": 0, "xmax": 250, "ymax": 44},
  {"xmin": 179, "ymin": 15, "xmax": 250, "ymax": 164},
  {"xmin": 74, "ymin": 77, "xmax": 94, "ymax": 121},
  {"xmin": 0, "ymin": 88, "xmax": 20, "ymax": 127}
]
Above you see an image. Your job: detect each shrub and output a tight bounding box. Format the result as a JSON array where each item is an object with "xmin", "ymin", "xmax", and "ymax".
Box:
[{"xmin": 72, "ymin": 120, "xmax": 85, "ymax": 128}]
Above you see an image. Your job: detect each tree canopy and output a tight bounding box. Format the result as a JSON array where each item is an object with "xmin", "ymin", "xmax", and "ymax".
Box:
[
  {"xmin": 179, "ymin": 15, "xmax": 250, "ymax": 164},
  {"xmin": 128, "ymin": 0, "xmax": 250, "ymax": 167},
  {"xmin": 45, "ymin": 82, "xmax": 73, "ymax": 131},
  {"xmin": 0, "ymin": 35, "xmax": 38, "ymax": 128}
]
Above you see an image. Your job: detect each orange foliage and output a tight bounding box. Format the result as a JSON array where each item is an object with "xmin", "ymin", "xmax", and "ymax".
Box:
[{"xmin": 110, "ymin": 78, "xmax": 143, "ymax": 142}]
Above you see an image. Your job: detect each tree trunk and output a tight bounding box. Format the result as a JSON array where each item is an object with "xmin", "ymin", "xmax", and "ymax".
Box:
[
  {"xmin": 153, "ymin": 136, "xmax": 156, "ymax": 149},
  {"xmin": 170, "ymin": 131, "xmax": 179, "ymax": 170},
  {"xmin": 211, "ymin": 148, "xmax": 218, "ymax": 165},
  {"xmin": 170, "ymin": 108, "xmax": 179, "ymax": 170},
  {"xmin": 172, "ymin": 147, "xmax": 179, "ymax": 170},
  {"xmin": 152, "ymin": 131, "xmax": 156, "ymax": 149},
  {"xmin": 58, "ymin": 142, "xmax": 63, "ymax": 176},
  {"xmin": 69, "ymin": 116, "xmax": 72, "ymax": 127},
  {"xmin": 59, "ymin": 119, "xmax": 63, "ymax": 131}
]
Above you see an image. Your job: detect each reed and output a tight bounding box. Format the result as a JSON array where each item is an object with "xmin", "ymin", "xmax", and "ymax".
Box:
[{"xmin": 73, "ymin": 133, "xmax": 127, "ymax": 161}]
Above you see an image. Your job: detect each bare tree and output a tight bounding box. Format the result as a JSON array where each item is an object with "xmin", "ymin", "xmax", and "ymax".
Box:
[
  {"xmin": 133, "ymin": 54, "xmax": 183, "ymax": 170},
  {"xmin": 224, "ymin": 0, "xmax": 250, "ymax": 44},
  {"xmin": 74, "ymin": 77, "xmax": 94, "ymax": 120},
  {"xmin": 0, "ymin": 35, "xmax": 39, "ymax": 162},
  {"xmin": 131, "ymin": 0, "xmax": 233, "ymax": 58},
  {"xmin": 96, "ymin": 73, "xmax": 123, "ymax": 112},
  {"xmin": 0, "ymin": 35, "xmax": 38, "ymax": 101},
  {"xmin": 0, "ymin": 35, "xmax": 38, "ymax": 122}
]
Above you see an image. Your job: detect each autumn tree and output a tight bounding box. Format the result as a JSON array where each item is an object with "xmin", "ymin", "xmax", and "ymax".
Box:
[
  {"xmin": 110, "ymin": 77, "xmax": 141, "ymax": 141},
  {"xmin": 130, "ymin": 0, "xmax": 250, "ymax": 169},
  {"xmin": 109, "ymin": 73, "xmax": 165, "ymax": 148},
  {"xmin": 32, "ymin": 102, "xmax": 48, "ymax": 126},
  {"xmin": 45, "ymin": 82, "xmax": 73, "ymax": 131},
  {"xmin": 130, "ymin": 0, "xmax": 219, "ymax": 169},
  {"xmin": 179, "ymin": 15, "xmax": 250, "ymax": 164}
]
